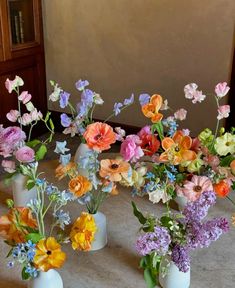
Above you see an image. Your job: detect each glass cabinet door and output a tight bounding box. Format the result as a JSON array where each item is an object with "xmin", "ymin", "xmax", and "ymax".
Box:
[{"xmin": 8, "ymin": 0, "xmax": 35, "ymax": 45}]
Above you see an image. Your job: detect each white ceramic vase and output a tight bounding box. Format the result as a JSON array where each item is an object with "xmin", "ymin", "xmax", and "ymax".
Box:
[
  {"xmin": 27, "ymin": 269, "xmax": 63, "ymax": 288},
  {"xmin": 74, "ymin": 143, "xmax": 91, "ymax": 178},
  {"xmin": 12, "ymin": 174, "xmax": 37, "ymax": 207},
  {"xmin": 159, "ymin": 258, "xmax": 190, "ymax": 288},
  {"xmin": 90, "ymin": 211, "xmax": 107, "ymax": 251},
  {"xmin": 174, "ymin": 195, "xmax": 188, "ymax": 211}
]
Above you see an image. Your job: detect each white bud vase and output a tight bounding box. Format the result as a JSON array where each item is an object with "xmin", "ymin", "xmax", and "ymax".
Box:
[
  {"xmin": 12, "ymin": 174, "xmax": 37, "ymax": 207},
  {"xmin": 74, "ymin": 143, "xmax": 91, "ymax": 178},
  {"xmin": 174, "ymin": 195, "xmax": 188, "ymax": 211},
  {"xmin": 27, "ymin": 269, "xmax": 63, "ymax": 288},
  {"xmin": 90, "ymin": 211, "xmax": 107, "ymax": 251},
  {"xmin": 159, "ymin": 257, "xmax": 190, "ymax": 288}
]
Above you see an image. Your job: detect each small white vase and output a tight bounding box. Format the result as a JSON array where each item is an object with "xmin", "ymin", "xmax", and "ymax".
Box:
[
  {"xmin": 27, "ymin": 269, "xmax": 63, "ymax": 288},
  {"xmin": 174, "ymin": 195, "xmax": 188, "ymax": 211},
  {"xmin": 90, "ymin": 211, "xmax": 107, "ymax": 251},
  {"xmin": 159, "ymin": 258, "xmax": 190, "ymax": 288},
  {"xmin": 12, "ymin": 174, "xmax": 37, "ymax": 207},
  {"xmin": 74, "ymin": 143, "xmax": 91, "ymax": 178}
]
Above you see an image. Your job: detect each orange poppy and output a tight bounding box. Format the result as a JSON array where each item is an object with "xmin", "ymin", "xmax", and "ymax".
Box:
[
  {"xmin": 214, "ymin": 180, "xmax": 230, "ymax": 198},
  {"xmin": 99, "ymin": 159, "xmax": 130, "ymax": 182},
  {"xmin": 55, "ymin": 162, "xmax": 76, "ymax": 180},
  {"xmin": 83, "ymin": 122, "xmax": 116, "ymax": 152},
  {"xmin": 0, "ymin": 208, "xmax": 37, "ymax": 244},
  {"xmin": 69, "ymin": 175, "xmax": 92, "ymax": 197},
  {"xmin": 142, "ymin": 94, "xmax": 163, "ymax": 123},
  {"xmin": 159, "ymin": 131, "xmax": 197, "ymax": 165},
  {"xmin": 34, "ymin": 237, "xmax": 66, "ymax": 272}
]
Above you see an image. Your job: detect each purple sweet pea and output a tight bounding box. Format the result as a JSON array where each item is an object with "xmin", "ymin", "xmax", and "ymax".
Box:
[
  {"xmin": 139, "ymin": 93, "xmax": 150, "ymax": 106},
  {"xmin": 60, "ymin": 113, "xmax": 71, "ymax": 127},
  {"xmin": 113, "ymin": 102, "xmax": 123, "ymax": 116},
  {"xmin": 75, "ymin": 79, "xmax": 89, "ymax": 91},
  {"xmin": 81, "ymin": 89, "xmax": 94, "ymax": 107},
  {"xmin": 124, "ymin": 93, "xmax": 134, "ymax": 105},
  {"xmin": 76, "ymin": 102, "xmax": 87, "ymax": 118},
  {"xmin": 59, "ymin": 91, "xmax": 70, "ymax": 108}
]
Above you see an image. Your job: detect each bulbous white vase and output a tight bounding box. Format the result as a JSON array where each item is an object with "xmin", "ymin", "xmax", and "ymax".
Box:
[
  {"xmin": 12, "ymin": 174, "xmax": 37, "ymax": 207},
  {"xmin": 174, "ymin": 195, "xmax": 188, "ymax": 211},
  {"xmin": 74, "ymin": 143, "xmax": 91, "ymax": 178},
  {"xmin": 27, "ymin": 269, "xmax": 63, "ymax": 288},
  {"xmin": 159, "ymin": 258, "xmax": 190, "ymax": 288},
  {"xmin": 90, "ymin": 211, "xmax": 107, "ymax": 251}
]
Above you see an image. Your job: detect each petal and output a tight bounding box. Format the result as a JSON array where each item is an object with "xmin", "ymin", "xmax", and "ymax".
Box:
[
  {"xmin": 159, "ymin": 152, "xmax": 169, "ymax": 162},
  {"xmin": 151, "ymin": 113, "xmax": 163, "ymax": 123},
  {"xmin": 151, "ymin": 94, "xmax": 163, "ymax": 111},
  {"xmin": 181, "ymin": 150, "xmax": 197, "ymax": 162},
  {"xmin": 180, "ymin": 136, "xmax": 192, "ymax": 150},
  {"xmin": 162, "ymin": 138, "xmax": 174, "ymax": 150},
  {"xmin": 172, "ymin": 131, "xmax": 184, "ymax": 144},
  {"xmin": 142, "ymin": 104, "xmax": 155, "ymax": 118}
]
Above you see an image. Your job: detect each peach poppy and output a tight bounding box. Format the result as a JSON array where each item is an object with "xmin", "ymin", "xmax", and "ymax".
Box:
[
  {"xmin": 83, "ymin": 122, "xmax": 116, "ymax": 152},
  {"xmin": 69, "ymin": 175, "xmax": 92, "ymax": 197},
  {"xmin": 0, "ymin": 208, "xmax": 37, "ymax": 244},
  {"xmin": 142, "ymin": 94, "xmax": 163, "ymax": 123},
  {"xmin": 99, "ymin": 159, "xmax": 130, "ymax": 182},
  {"xmin": 55, "ymin": 162, "xmax": 76, "ymax": 180},
  {"xmin": 34, "ymin": 237, "xmax": 66, "ymax": 272},
  {"xmin": 230, "ymin": 160, "xmax": 235, "ymax": 175},
  {"xmin": 160, "ymin": 131, "xmax": 197, "ymax": 165}
]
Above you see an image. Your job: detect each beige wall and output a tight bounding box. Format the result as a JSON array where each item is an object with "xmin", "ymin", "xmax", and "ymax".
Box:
[{"xmin": 42, "ymin": 0, "xmax": 235, "ymax": 134}]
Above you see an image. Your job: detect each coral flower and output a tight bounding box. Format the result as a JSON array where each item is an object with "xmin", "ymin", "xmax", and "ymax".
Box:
[
  {"xmin": 140, "ymin": 134, "xmax": 160, "ymax": 156},
  {"xmin": 55, "ymin": 162, "xmax": 76, "ymax": 180},
  {"xmin": 142, "ymin": 94, "xmax": 163, "ymax": 123},
  {"xmin": 214, "ymin": 180, "xmax": 230, "ymax": 198},
  {"xmin": 69, "ymin": 175, "xmax": 92, "ymax": 197},
  {"xmin": 0, "ymin": 208, "xmax": 37, "ymax": 243},
  {"xmin": 160, "ymin": 131, "xmax": 197, "ymax": 165},
  {"xmin": 70, "ymin": 212, "xmax": 97, "ymax": 251},
  {"xmin": 84, "ymin": 122, "xmax": 116, "ymax": 152},
  {"xmin": 177, "ymin": 175, "xmax": 213, "ymax": 202},
  {"xmin": 34, "ymin": 237, "xmax": 66, "ymax": 272},
  {"xmin": 230, "ymin": 160, "xmax": 235, "ymax": 176},
  {"xmin": 99, "ymin": 158, "xmax": 130, "ymax": 182}
]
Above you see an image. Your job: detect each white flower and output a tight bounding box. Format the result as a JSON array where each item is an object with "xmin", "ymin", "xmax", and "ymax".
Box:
[
  {"xmin": 184, "ymin": 83, "xmax": 198, "ymax": 99},
  {"xmin": 217, "ymin": 105, "xmax": 230, "ymax": 120},
  {"xmin": 160, "ymin": 99, "xmax": 169, "ymax": 111},
  {"xmin": 174, "ymin": 108, "xmax": 187, "ymax": 121},
  {"xmin": 94, "ymin": 93, "xmax": 104, "ymax": 105},
  {"xmin": 49, "ymin": 84, "xmax": 62, "ymax": 102},
  {"xmin": 148, "ymin": 188, "xmax": 171, "ymax": 204}
]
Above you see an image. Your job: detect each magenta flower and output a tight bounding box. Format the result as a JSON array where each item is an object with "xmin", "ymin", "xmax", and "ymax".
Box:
[
  {"xmin": 15, "ymin": 146, "xmax": 35, "ymax": 163},
  {"xmin": 18, "ymin": 91, "xmax": 32, "ymax": 104},
  {"xmin": 120, "ymin": 135, "xmax": 144, "ymax": 162},
  {"xmin": 215, "ymin": 82, "xmax": 230, "ymax": 98},
  {"xmin": 177, "ymin": 175, "xmax": 213, "ymax": 201},
  {"xmin": 1, "ymin": 160, "xmax": 16, "ymax": 173},
  {"xmin": 6, "ymin": 110, "xmax": 20, "ymax": 122},
  {"xmin": 217, "ymin": 105, "xmax": 230, "ymax": 120},
  {"xmin": 137, "ymin": 126, "xmax": 151, "ymax": 138}
]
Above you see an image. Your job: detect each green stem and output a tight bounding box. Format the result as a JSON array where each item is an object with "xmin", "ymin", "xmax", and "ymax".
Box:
[
  {"xmin": 226, "ymin": 195, "xmax": 235, "ymax": 206},
  {"xmin": 42, "ymin": 200, "xmax": 53, "ymax": 218},
  {"xmin": 104, "ymin": 104, "xmax": 130, "ymax": 123}
]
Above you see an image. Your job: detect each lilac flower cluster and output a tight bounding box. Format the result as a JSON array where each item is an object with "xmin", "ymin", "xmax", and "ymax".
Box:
[
  {"xmin": 171, "ymin": 244, "xmax": 190, "ymax": 272},
  {"xmin": 136, "ymin": 226, "xmax": 171, "ymax": 256}
]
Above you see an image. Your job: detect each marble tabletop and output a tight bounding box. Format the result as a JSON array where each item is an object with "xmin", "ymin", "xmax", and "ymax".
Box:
[{"xmin": 0, "ymin": 159, "xmax": 235, "ymax": 288}]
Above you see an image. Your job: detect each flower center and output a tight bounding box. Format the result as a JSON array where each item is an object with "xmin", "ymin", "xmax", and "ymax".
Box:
[
  {"xmin": 175, "ymin": 146, "xmax": 180, "ymax": 152},
  {"xmin": 193, "ymin": 185, "xmax": 202, "ymax": 192},
  {"xmin": 111, "ymin": 164, "xmax": 119, "ymax": 169},
  {"xmin": 94, "ymin": 134, "xmax": 102, "ymax": 141},
  {"xmin": 47, "ymin": 250, "xmax": 52, "ymax": 255}
]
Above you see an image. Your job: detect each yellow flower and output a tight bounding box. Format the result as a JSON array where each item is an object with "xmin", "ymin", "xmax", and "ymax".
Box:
[
  {"xmin": 214, "ymin": 133, "xmax": 235, "ymax": 156},
  {"xmin": 55, "ymin": 162, "xmax": 77, "ymax": 180},
  {"xmin": 142, "ymin": 94, "xmax": 163, "ymax": 123},
  {"xmin": 70, "ymin": 212, "xmax": 97, "ymax": 251},
  {"xmin": 69, "ymin": 175, "xmax": 92, "ymax": 197},
  {"xmin": 33, "ymin": 237, "xmax": 66, "ymax": 272}
]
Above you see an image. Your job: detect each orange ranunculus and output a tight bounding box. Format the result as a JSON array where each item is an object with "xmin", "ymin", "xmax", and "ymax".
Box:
[
  {"xmin": 214, "ymin": 180, "xmax": 230, "ymax": 198},
  {"xmin": 69, "ymin": 175, "xmax": 92, "ymax": 197},
  {"xmin": 70, "ymin": 212, "xmax": 97, "ymax": 251},
  {"xmin": 55, "ymin": 162, "xmax": 76, "ymax": 180},
  {"xmin": 83, "ymin": 122, "xmax": 116, "ymax": 152},
  {"xmin": 0, "ymin": 208, "xmax": 37, "ymax": 244},
  {"xmin": 159, "ymin": 131, "xmax": 197, "ymax": 165},
  {"xmin": 230, "ymin": 160, "xmax": 235, "ymax": 175},
  {"xmin": 142, "ymin": 94, "xmax": 163, "ymax": 123},
  {"xmin": 99, "ymin": 158, "xmax": 130, "ymax": 182},
  {"xmin": 33, "ymin": 237, "xmax": 66, "ymax": 272}
]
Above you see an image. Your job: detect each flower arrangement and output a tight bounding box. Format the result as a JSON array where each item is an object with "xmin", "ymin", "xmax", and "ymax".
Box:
[{"xmin": 0, "ymin": 162, "xmax": 72, "ymax": 280}]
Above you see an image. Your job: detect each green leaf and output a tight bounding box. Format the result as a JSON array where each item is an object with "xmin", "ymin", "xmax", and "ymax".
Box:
[
  {"xmin": 160, "ymin": 216, "xmax": 172, "ymax": 228},
  {"xmin": 22, "ymin": 267, "xmax": 30, "ymax": 280},
  {"xmin": 35, "ymin": 144, "xmax": 47, "ymax": 161},
  {"xmin": 25, "ymin": 233, "xmax": 44, "ymax": 244},
  {"xmin": 49, "ymin": 118, "xmax": 55, "ymax": 131},
  {"xmin": 50, "ymin": 80, "xmax": 55, "ymax": 86},
  {"xmin": 45, "ymin": 111, "xmax": 51, "ymax": 123},
  {"xmin": 26, "ymin": 179, "xmax": 35, "ymax": 190},
  {"xmin": 144, "ymin": 268, "xmax": 157, "ymax": 288},
  {"xmin": 27, "ymin": 139, "xmax": 41, "ymax": 148},
  {"xmin": 151, "ymin": 121, "xmax": 164, "ymax": 141},
  {"xmin": 132, "ymin": 201, "xmax": 147, "ymax": 225},
  {"xmin": 140, "ymin": 256, "xmax": 147, "ymax": 269},
  {"xmin": 220, "ymin": 155, "xmax": 235, "ymax": 167},
  {"xmin": 6, "ymin": 248, "xmax": 13, "ymax": 258}
]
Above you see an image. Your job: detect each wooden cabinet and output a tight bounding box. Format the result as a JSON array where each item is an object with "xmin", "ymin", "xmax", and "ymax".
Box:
[{"xmin": 0, "ymin": 0, "xmax": 47, "ymax": 126}]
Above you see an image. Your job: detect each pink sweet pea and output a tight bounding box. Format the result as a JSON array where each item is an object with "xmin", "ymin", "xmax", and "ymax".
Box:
[
  {"xmin": 192, "ymin": 90, "xmax": 206, "ymax": 104},
  {"xmin": 120, "ymin": 135, "xmax": 144, "ymax": 162},
  {"xmin": 215, "ymin": 82, "xmax": 230, "ymax": 98},
  {"xmin": 30, "ymin": 109, "xmax": 43, "ymax": 121},
  {"xmin": 19, "ymin": 113, "xmax": 32, "ymax": 126},
  {"xmin": 1, "ymin": 160, "xmax": 16, "ymax": 173},
  {"xmin": 6, "ymin": 110, "xmax": 20, "ymax": 122},
  {"xmin": 15, "ymin": 146, "xmax": 35, "ymax": 163},
  {"xmin": 5, "ymin": 76, "xmax": 24, "ymax": 93},
  {"xmin": 174, "ymin": 108, "xmax": 187, "ymax": 121},
  {"xmin": 184, "ymin": 83, "xmax": 198, "ymax": 99},
  {"xmin": 18, "ymin": 91, "xmax": 32, "ymax": 104},
  {"xmin": 217, "ymin": 105, "xmax": 230, "ymax": 120}
]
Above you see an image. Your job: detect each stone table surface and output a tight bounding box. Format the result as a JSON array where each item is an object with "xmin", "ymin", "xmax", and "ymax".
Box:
[{"xmin": 0, "ymin": 158, "xmax": 235, "ymax": 288}]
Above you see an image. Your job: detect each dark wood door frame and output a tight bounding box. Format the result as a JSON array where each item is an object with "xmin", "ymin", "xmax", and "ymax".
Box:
[{"xmin": 227, "ymin": 44, "xmax": 235, "ymax": 129}]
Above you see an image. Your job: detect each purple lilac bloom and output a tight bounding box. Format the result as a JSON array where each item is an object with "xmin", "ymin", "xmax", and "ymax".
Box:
[
  {"xmin": 60, "ymin": 113, "xmax": 71, "ymax": 127},
  {"xmin": 81, "ymin": 89, "xmax": 94, "ymax": 107},
  {"xmin": 75, "ymin": 79, "xmax": 89, "ymax": 91},
  {"xmin": 171, "ymin": 244, "xmax": 190, "ymax": 272},
  {"xmin": 139, "ymin": 93, "xmax": 150, "ymax": 106},
  {"xmin": 59, "ymin": 91, "xmax": 70, "ymax": 108},
  {"xmin": 136, "ymin": 226, "xmax": 171, "ymax": 256},
  {"xmin": 124, "ymin": 93, "xmax": 134, "ymax": 105},
  {"xmin": 113, "ymin": 102, "xmax": 123, "ymax": 116}
]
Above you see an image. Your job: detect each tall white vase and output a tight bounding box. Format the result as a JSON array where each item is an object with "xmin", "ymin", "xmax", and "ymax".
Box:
[
  {"xmin": 27, "ymin": 269, "xmax": 63, "ymax": 288},
  {"xmin": 159, "ymin": 258, "xmax": 190, "ymax": 288},
  {"xmin": 90, "ymin": 211, "xmax": 107, "ymax": 251},
  {"xmin": 174, "ymin": 195, "xmax": 188, "ymax": 211},
  {"xmin": 74, "ymin": 143, "xmax": 91, "ymax": 178},
  {"xmin": 12, "ymin": 174, "xmax": 37, "ymax": 207}
]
